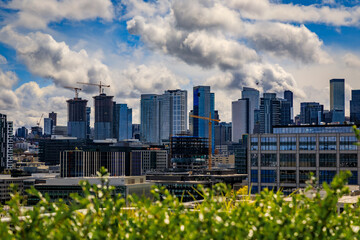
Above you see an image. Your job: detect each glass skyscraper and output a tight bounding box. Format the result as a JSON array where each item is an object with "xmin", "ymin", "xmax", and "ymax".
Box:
[
  {"xmin": 242, "ymin": 87, "xmax": 260, "ymax": 134},
  {"xmin": 43, "ymin": 118, "xmax": 53, "ymax": 136},
  {"xmin": 192, "ymin": 86, "xmax": 215, "ymax": 151},
  {"xmin": 259, "ymin": 93, "xmax": 281, "ymax": 133},
  {"xmin": 350, "ymin": 90, "xmax": 360, "ymax": 124},
  {"xmin": 113, "ymin": 104, "xmax": 132, "ymax": 141},
  {"xmin": 67, "ymin": 98, "xmax": 88, "ymax": 139},
  {"xmin": 330, "ymin": 79, "xmax": 345, "ymax": 123},
  {"xmin": 94, "ymin": 93, "xmax": 114, "ymax": 140},
  {"xmin": 300, "ymin": 102, "xmax": 324, "ymax": 124},
  {"xmin": 284, "ymin": 90, "xmax": 293, "ymax": 121},
  {"xmin": 232, "ymin": 99, "xmax": 249, "ymax": 142},
  {"xmin": 141, "ymin": 94, "xmax": 160, "ymax": 144}
]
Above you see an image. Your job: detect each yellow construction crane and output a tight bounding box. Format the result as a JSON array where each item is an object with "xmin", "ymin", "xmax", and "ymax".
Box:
[
  {"xmin": 190, "ymin": 113, "xmax": 220, "ymax": 170},
  {"xmin": 37, "ymin": 113, "xmax": 44, "ymax": 127},
  {"xmin": 64, "ymin": 86, "xmax": 82, "ymax": 99},
  {"xmin": 77, "ymin": 81, "xmax": 110, "ymax": 94}
]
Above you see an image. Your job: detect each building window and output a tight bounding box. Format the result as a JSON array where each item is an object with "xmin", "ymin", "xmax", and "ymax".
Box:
[
  {"xmin": 339, "ymin": 136, "xmax": 358, "ymax": 150},
  {"xmin": 261, "ymin": 170, "xmax": 277, "ymax": 183},
  {"xmin": 299, "ymin": 154, "xmax": 316, "ymax": 167},
  {"xmin": 299, "ymin": 170, "xmax": 315, "ymax": 184},
  {"xmin": 251, "ymin": 137, "xmax": 258, "ymax": 150},
  {"xmin": 280, "ymin": 137, "xmax": 296, "ymax": 150},
  {"xmin": 319, "ymin": 154, "xmax": 337, "ymax": 167},
  {"xmin": 339, "ymin": 154, "xmax": 358, "ymax": 167},
  {"xmin": 251, "ymin": 153, "xmax": 258, "ymax": 167},
  {"xmin": 260, "ymin": 154, "xmax": 277, "ymax": 167},
  {"xmin": 251, "ymin": 185, "xmax": 258, "ymax": 194},
  {"xmin": 319, "ymin": 170, "xmax": 336, "ymax": 184},
  {"xmin": 251, "ymin": 170, "xmax": 258, "ymax": 183},
  {"xmin": 261, "ymin": 137, "xmax": 277, "ymax": 151},
  {"xmin": 280, "ymin": 170, "xmax": 296, "ymax": 184},
  {"xmin": 299, "ymin": 136, "xmax": 316, "ymax": 150},
  {"xmin": 348, "ymin": 171, "xmax": 358, "ymax": 185},
  {"xmin": 280, "ymin": 154, "xmax": 296, "ymax": 167},
  {"xmin": 319, "ymin": 136, "xmax": 337, "ymax": 150}
]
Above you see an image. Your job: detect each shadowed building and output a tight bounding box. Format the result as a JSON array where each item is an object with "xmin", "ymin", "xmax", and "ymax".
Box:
[
  {"xmin": 330, "ymin": 79, "xmax": 345, "ymax": 123},
  {"xmin": 94, "ymin": 93, "xmax": 114, "ymax": 140},
  {"xmin": 67, "ymin": 98, "xmax": 88, "ymax": 139}
]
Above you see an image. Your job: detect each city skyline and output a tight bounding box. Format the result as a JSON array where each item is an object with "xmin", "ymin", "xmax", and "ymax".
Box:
[{"xmin": 0, "ymin": 1, "xmax": 360, "ymax": 128}]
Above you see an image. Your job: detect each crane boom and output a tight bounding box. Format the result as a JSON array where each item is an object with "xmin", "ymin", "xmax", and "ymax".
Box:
[
  {"xmin": 77, "ymin": 81, "xmax": 110, "ymax": 94},
  {"xmin": 64, "ymin": 86, "xmax": 82, "ymax": 99},
  {"xmin": 189, "ymin": 113, "xmax": 220, "ymax": 170},
  {"xmin": 37, "ymin": 113, "xmax": 44, "ymax": 127}
]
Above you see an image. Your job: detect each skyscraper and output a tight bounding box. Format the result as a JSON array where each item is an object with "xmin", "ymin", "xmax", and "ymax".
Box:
[
  {"xmin": 0, "ymin": 114, "xmax": 10, "ymax": 171},
  {"xmin": 280, "ymin": 99, "xmax": 292, "ymax": 125},
  {"xmin": 94, "ymin": 93, "xmax": 114, "ymax": 140},
  {"xmin": 330, "ymin": 79, "xmax": 345, "ymax": 123},
  {"xmin": 350, "ymin": 90, "xmax": 360, "ymax": 124},
  {"xmin": 232, "ymin": 99, "xmax": 249, "ymax": 142},
  {"xmin": 67, "ymin": 97, "xmax": 88, "ymax": 139},
  {"xmin": 48, "ymin": 112, "xmax": 57, "ymax": 126},
  {"xmin": 16, "ymin": 127, "xmax": 28, "ymax": 138},
  {"xmin": 242, "ymin": 87, "xmax": 260, "ymax": 133},
  {"xmin": 300, "ymin": 102, "xmax": 324, "ymax": 124},
  {"xmin": 140, "ymin": 94, "xmax": 160, "ymax": 144},
  {"xmin": 86, "ymin": 107, "xmax": 91, "ymax": 139},
  {"xmin": 113, "ymin": 104, "xmax": 132, "ymax": 141},
  {"xmin": 259, "ymin": 93, "xmax": 281, "ymax": 133},
  {"xmin": 6, "ymin": 121, "xmax": 13, "ymax": 169},
  {"xmin": 44, "ymin": 118, "xmax": 53, "ymax": 136},
  {"xmin": 284, "ymin": 90, "xmax": 293, "ymax": 121},
  {"xmin": 192, "ymin": 86, "xmax": 215, "ymax": 151}
]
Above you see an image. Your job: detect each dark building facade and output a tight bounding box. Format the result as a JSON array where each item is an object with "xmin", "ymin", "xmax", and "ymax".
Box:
[
  {"xmin": 16, "ymin": 127, "xmax": 28, "ymax": 138},
  {"xmin": 280, "ymin": 100, "xmax": 292, "ymax": 125},
  {"xmin": 330, "ymin": 79, "xmax": 345, "ymax": 123},
  {"xmin": 259, "ymin": 93, "xmax": 281, "ymax": 133},
  {"xmin": 300, "ymin": 102, "xmax": 324, "ymax": 124},
  {"xmin": 0, "ymin": 114, "xmax": 7, "ymax": 171},
  {"xmin": 214, "ymin": 122, "xmax": 232, "ymax": 146},
  {"xmin": 94, "ymin": 94, "xmax": 114, "ymax": 140},
  {"xmin": 67, "ymin": 98, "xmax": 87, "ymax": 139},
  {"xmin": 350, "ymin": 90, "xmax": 360, "ymax": 124},
  {"xmin": 48, "ymin": 112, "xmax": 57, "ymax": 126}
]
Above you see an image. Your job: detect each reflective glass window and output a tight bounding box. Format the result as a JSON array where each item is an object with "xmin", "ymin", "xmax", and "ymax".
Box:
[
  {"xmin": 260, "ymin": 154, "xmax": 277, "ymax": 167},
  {"xmin": 299, "ymin": 154, "xmax": 316, "ymax": 167}
]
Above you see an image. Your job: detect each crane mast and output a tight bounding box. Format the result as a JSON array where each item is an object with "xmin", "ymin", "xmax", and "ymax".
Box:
[{"xmin": 77, "ymin": 81, "xmax": 110, "ymax": 94}]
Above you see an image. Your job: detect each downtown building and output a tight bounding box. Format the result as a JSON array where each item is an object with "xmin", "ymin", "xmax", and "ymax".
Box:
[
  {"xmin": 0, "ymin": 114, "xmax": 13, "ymax": 171},
  {"xmin": 350, "ymin": 90, "xmax": 360, "ymax": 124},
  {"xmin": 67, "ymin": 96, "xmax": 88, "ymax": 139},
  {"xmin": 248, "ymin": 125, "xmax": 359, "ymax": 195},
  {"xmin": 113, "ymin": 104, "xmax": 132, "ymax": 141},
  {"xmin": 94, "ymin": 93, "xmax": 114, "ymax": 140},
  {"xmin": 330, "ymin": 79, "xmax": 345, "ymax": 123},
  {"xmin": 141, "ymin": 90, "xmax": 187, "ymax": 144}
]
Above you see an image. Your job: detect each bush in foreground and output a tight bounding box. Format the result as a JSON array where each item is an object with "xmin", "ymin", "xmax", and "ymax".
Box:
[{"xmin": 1, "ymin": 169, "xmax": 360, "ymax": 239}]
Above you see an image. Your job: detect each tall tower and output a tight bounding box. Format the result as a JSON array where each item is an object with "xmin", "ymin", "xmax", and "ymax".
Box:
[
  {"xmin": 192, "ymin": 86, "xmax": 215, "ymax": 151},
  {"xmin": 48, "ymin": 112, "xmax": 57, "ymax": 126},
  {"xmin": 140, "ymin": 94, "xmax": 160, "ymax": 144},
  {"xmin": 113, "ymin": 103, "xmax": 133, "ymax": 141},
  {"xmin": 67, "ymin": 97, "xmax": 88, "ymax": 139},
  {"xmin": 350, "ymin": 90, "xmax": 360, "ymax": 124},
  {"xmin": 94, "ymin": 93, "xmax": 114, "ymax": 140},
  {"xmin": 232, "ymin": 99, "xmax": 249, "ymax": 142},
  {"xmin": 330, "ymin": 79, "xmax": 345, "ymax": 123},
  {"xmin": 0, "ymin": 114, "xmax": 7, "ymax": 171},
  {"xmin": 242, "ymin": 87, "xmax": 259, "ymax": 134},
  {"xmin": 284, "ymin": 90, "xmax": 293, "ymax": 122},
  {"xmin": 259, "ymin": 93, "xmax": 281, "ymax": 133}
]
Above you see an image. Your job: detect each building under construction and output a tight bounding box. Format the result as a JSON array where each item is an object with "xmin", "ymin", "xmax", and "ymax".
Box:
[{"xmin": 170, "ymin": 136, "xmax": 208, "ymax": 170}]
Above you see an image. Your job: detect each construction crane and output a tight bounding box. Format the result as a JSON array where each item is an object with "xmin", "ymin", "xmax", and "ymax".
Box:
[
  {"xmin": 37, "ymin": 113, "xmax": 44, "ymax": 127},
  {"xmin": 64, "ymin": 86, "xmax": 82, "ymax": 99},
  {"xmin": 77, "ymin": 81, "xmax": 110, "ymax": 94},
  {"xmin": 190, "ymin": 113, "xmax": 220, "ymax": 170}
]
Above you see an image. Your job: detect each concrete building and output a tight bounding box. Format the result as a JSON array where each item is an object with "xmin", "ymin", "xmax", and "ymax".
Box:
[
  {"xmin": 350, "ymin": 90, "xmax": 360, "ymax": 124},
  {"xmin": 94, "ymin": 93, "xmax": 114, "ymax": 140},
  {"xmin": 6, "ymin": 121, "xmax": 13, "ymax": 169},
  {"xmin": 330, "ymin": 79, "xmax": 345, "ymax": 123},
  {"xmin": 0, "ymin": 114, "xmax": 8, "ymax": 171},
  {"xmin": 0, "ymin": 175, "xmax": 27, "ymax": 204},
  {"xmin": 248, "ymin": 125, "xmax": 359, "ymax": 195},
  {"xmin": 232, "ymin": 99, "xmax": 249, "ymax": 142},
  {"xmin": 133, "ymin": 149, "xmax": 168, "ymax": 174}
]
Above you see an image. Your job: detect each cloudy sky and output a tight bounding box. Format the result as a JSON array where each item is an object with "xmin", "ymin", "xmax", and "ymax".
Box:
[{"xmin": 0, "ymin": 0, "xmax": 360, "ymax": 129}]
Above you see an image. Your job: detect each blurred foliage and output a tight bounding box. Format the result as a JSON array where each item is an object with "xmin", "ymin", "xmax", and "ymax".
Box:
[
  {"xmin": 0, "ymin": 168, "xmax": 359, "ymax": 239},
  {"xmin": 354, "ymin": 125, "xmax": 360, "ymax": 145}
]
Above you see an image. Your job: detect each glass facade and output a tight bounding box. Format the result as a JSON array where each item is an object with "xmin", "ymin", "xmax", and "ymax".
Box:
[
  {"xmin": 261, "ymin": 170, "xmax": 277, "ymax": 183},
  {"xmin": 340, "ymin": 136, "xmax": 357, "ymax": 150},
  {"xmin": 260, "ymin": 154, "xmax": 277, "ymax": 167},
  {"xmin": 349, "ymin": 171, "xmax": 358, "ymax": 185},
  {"xmin": 299, "ymin": 136, "xmax": 316, "ymax": 150},
  {"xmin": 261, "ymin": 137, "xmax": 277, "ymax": 150},
  {"xmin": 319, "ymin": 154, "xmax": 336, "ymax": 167},
  {"xmin": 339, "ymin": 154, "xmax": 358, "ymax": 167},
  {"xmin": 319, "ymin": 136, "xmax": 337, "ymax": 150},
  {"xmin": 299, "ymin": 170, "xmax": 315, "ymax": 184},
  {"xmin": 251, "ymin": 170, "xmax": 258, "ymax": 183},
  {"xmin": 280, "ymin": 137, "xmax": 296, "ymax": 150},
  {"xmin": 273, "ymin": 125, "xmax": 354, "ymax": 134},
  {"xmin": 280, "ymin": 170, "xmax": 296, "ymax": 183},
  {"xmin": 279, "ymin": 153, "xmax": 296, "ymax": 167},
  {"xmin": 299, "ymin": 154, "xmax": 316, "ymax": 167},
  {"xmin": 319, "ymin": 170, "xmax": 337, "ymax": 184},
  {"xmin": 251, "ymin": 137, "xmax": 258, "ymax": 150},
  {"xmin": 250, "ymin": 153, "xmax": 258, "ymax": 167}
]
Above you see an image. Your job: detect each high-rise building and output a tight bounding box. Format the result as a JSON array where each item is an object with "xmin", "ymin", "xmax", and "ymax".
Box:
[
  {"xmin": 67, "ymin": 97, "xmax": 88, "ymax": 139},
  {"xmin": 6, "ymin": 121, "xmax": 13, "ymax": 169},
  {"xmin": 48, "ymin": 112, "xmax": 57, "ymax": 126},
  {"xmin": 94, "ymin": 93, "xmax": 114, "ymax": 140},
  {"xmin": 0, "ymin": 114, "xmax": 11, "ymax": 171},
  {"xmin": 280, "ymin": 100, "xmax": 292, "ymax": 125},
  {"xmin": 330, "ymin": 79, "xmax": 345, "ymax": 123},
  {"xmin": 132, "ymin": 124, "xmax": 140, "ymax": 140},
  {"xmin": 259, "ymin": 93, "xmax": 281, "ymax": 133},
  {"xmin": 350, "ymin": 90, "xmax": 360, "ymax": 124},
  {"xmin": 16, "ymin": 127, "xmax": 28, "ymax": 138},
  {"xmin": 44, "ymin": 118, "xmax": 53, "ymax": 136},
  {"xmin": 214, "ymin": 122, "xmax": 232, "ymax": 146},
  {"xmin": 192, "ymin": 86, "xmax": 215, "ymax": 151},
  {"xmin": 214, "ymin": 110, "xmax": 220, "ymax": 126},
  {"xmin": 242, "ymin": 87, "xmax": 260, "ymax": 133},
  {"xmin": 113, "ymin": 104, "xmax": 132, "ymax": 141},
  {"xmin": 232, "ymin": 99, "xmax": 249, "ymax": 142},
  {"xmin": 300, "ymin": 102, "xmax": 324, "ymax": 124},
  {"xmin": 86, "ymin": 107, "xmax": 91, "ymax": 139},
  {"xmin": 140, "ymin": 90, "xmax": 187, "ymax": 144},
  {"xmin": 284, "ymin": 90, "xmax": 293, "ymax": 121}
]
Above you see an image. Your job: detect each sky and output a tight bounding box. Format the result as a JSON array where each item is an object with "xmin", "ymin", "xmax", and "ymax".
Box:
[{"xmin": 0, "ymin": 0, "xmax": 360, "ymax": 129}]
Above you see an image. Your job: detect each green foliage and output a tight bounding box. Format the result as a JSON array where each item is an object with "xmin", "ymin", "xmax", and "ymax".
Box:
[
  {"xmin": 1, "ymin": 170, "xmax": 360, "ymax": 239},
  {"xmin": 353, "ymin": 125, "xmax": 360, "ymax": 145}
]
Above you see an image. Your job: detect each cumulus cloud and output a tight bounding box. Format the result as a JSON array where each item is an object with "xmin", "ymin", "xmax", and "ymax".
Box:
[
  {"xmin": 0, "ymin": 55, "xmax": 7, "ymax": 64},
  {"xmin": 343, "ymin": 53, "xmax": 360, "ymax": 68},
  {"xmin": 4, "ymin": 0, "xmax": 114, "ymax": 29}
]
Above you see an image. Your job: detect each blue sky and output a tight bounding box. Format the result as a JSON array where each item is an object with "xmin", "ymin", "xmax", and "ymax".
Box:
[{"xmin": 0, "ymin": 0, "xmax": 360, "ymax": 128}]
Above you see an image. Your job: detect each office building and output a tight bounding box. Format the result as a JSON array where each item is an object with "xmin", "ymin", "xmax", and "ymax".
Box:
[
  {"xmin": 0, "ymin": 114, "xmax": 9, "ymax": 171},
  {"xmin": 94, "ymin": 93, "xmax": 114, "ymax": 140},
  {"xmin": 350, "ymin": 90, "xmax": 360, "ymax": 124},
  {"xmin": 259, "ymin": 93, "xmax": 281, "ymax": 133},
  {"xmin": 43, "ymin": 118, "xmax": 53, "ymax": 136},
  {"xmin": 48, "ymin": 112, "xmax": 57, "ymax": 126},
  {"xmin": 192, "ymin": 86, "xmax": 215, "ymax": 151},
  {"xmin": 31, "ymin": 126, "xmax": 42, "ymax": 137},
  {"xmin": 242, "ymin": 87, "xmax": 260, "ymax": 133},
  {"xmin": 113, "ymin": 104, "xmax": 132, "ymax": 141},
  {"xmin": 280, "ymin": 100, "xmax": 292, "ymax": 125},
  {"xmin": 132, "ymin": 150, "xmax": 168, "ymax": 174},
  {"xmin": 232, "ymin": 99, "xmax": 249, "ymax": 142},
  {"xmin": 132, "ymin": 124, "xmax": 140, "ymax": 139},
  {"xmin": 140, "ymin": 94, "xmax": 160, "ymax": 144},
  {"xmin": 6, "ymin": 121, "xmax": 13, "ymax": 169},
  {"xmin": 284, "ymin": 90, "xmax": 293, "ymax": 121},
  {"xmin": 214, "ymin": 122, "xmax": 232, "ymax": 146},
  {"xmin": 16, "ymin": 127, "xmax": 28, "ymax": 138},
  {"xmin": 67, "ymin": 97, "xmax": 88, "ymax": 139},
  {"xmin": 330, "ymin": 79, "xmax": 345, "ymax": 123},
  {"xmin": 300, "ymin": 102, "xmax": 324, "ymax": 124},
  {"xmin": 248, "ymin": 124, "xmax": 359, "ymax": 195},
  {"xmin": 86, "ymin": 107, "xmax": 91, "ymax": 139}
]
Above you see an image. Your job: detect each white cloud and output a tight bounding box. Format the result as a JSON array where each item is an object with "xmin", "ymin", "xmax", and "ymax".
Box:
[
  {"xmin": 4, "ymin": 0, "xmax": 114, "ymax": 29},
  {"xmin": 0, "ymin": 55, "xmax": 7, "ymax": 64},
  {"xmin": 343, "ymin": 53, "xmax": 360, "ymax": 68},
  {"xmin": 0, "ymin": 69, "xmax": 18, "ymax": 89}
]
